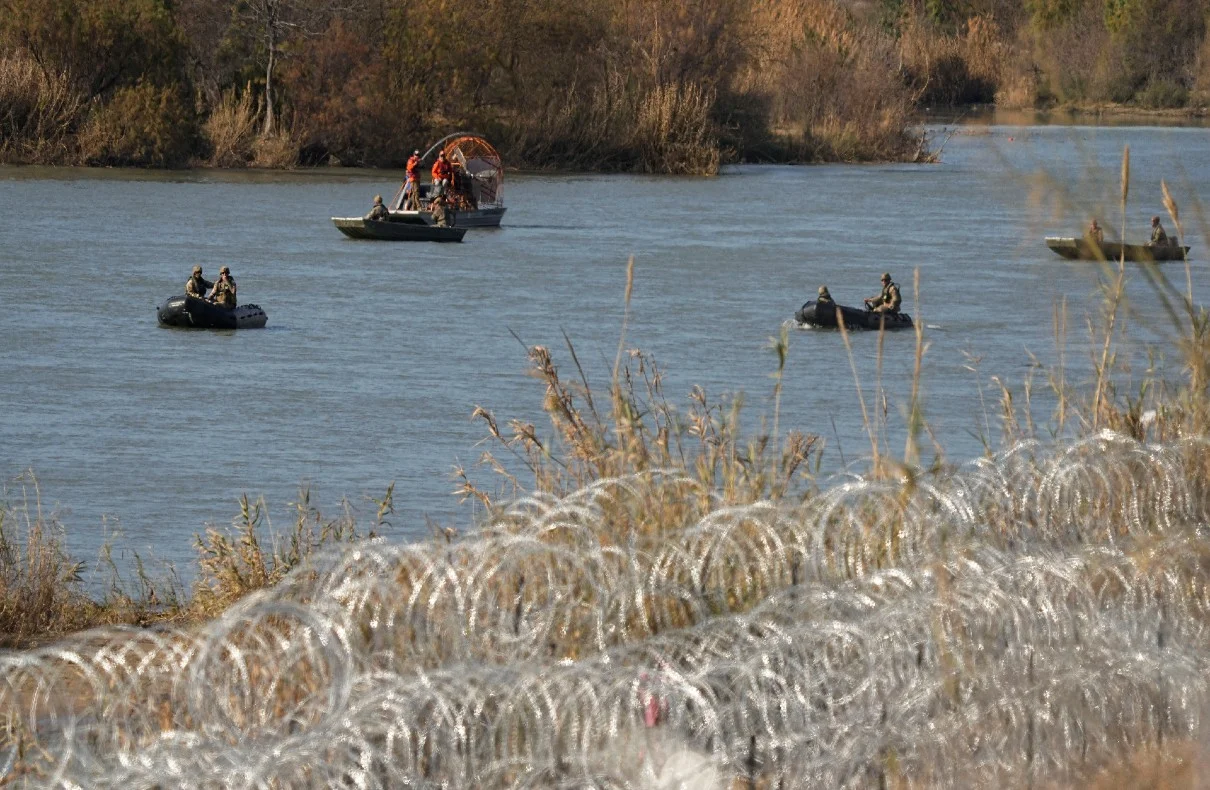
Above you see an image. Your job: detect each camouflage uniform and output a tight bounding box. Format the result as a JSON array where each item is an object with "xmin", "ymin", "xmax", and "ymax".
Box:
[
  {"xmin": 185, "ymin": 271, "xmax": 212, "ymax": 299},
  {"xmin": 212, "ymin": 270, "xmax": 237, "ymax": 308},
  {"xmin": 430, "ymin": 200, "xmax": 451, "ymax": 228},
  {"xmin": 366, "ymin": 196, "xmax": 389, "ymax": 221},
  {"xmin": 1151, "ymin": 220, "xmax": 1168, "ymax": 245},
  {"xmin": 868, "ymin": 276, "xmax": 901, "ymax": 314}
]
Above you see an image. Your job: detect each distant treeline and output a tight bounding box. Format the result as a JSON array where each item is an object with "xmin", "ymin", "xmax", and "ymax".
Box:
[{"xmin": 0, "ymin": 0, "xmax": 1205, "ymax": 173}]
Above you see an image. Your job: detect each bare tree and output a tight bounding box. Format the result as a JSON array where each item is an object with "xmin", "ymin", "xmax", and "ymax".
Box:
[{"xmin": 238, "ymin": 0, "xmax": 369, "ymax": 135}]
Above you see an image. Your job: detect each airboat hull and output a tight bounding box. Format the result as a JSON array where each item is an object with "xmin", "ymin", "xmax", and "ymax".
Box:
[
  {"xmin": 1045, "ymin": 237, "xmax": 1190, "ymax": 261},
  {"xmin": 332, "ymin": 217, "xmax": 467, "ymax": 241}
]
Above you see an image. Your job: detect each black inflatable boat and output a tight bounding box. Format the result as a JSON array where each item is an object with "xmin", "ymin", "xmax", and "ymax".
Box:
[
  {"xmin": 157, "ymin": 295, "xmax": 268, "ymax": 329},
  {"xmin": 795, "ymin": 300, "xmax": 913, "ymax": 331}
]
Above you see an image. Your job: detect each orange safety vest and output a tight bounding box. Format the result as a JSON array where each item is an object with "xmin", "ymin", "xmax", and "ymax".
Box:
[
  {"xmin": 432, "ymin": 158, "xmax": 452, "ymax": 182},
  {"xmin": 406, "ymin": 155, "xmax": 420, "ymax": 180}
]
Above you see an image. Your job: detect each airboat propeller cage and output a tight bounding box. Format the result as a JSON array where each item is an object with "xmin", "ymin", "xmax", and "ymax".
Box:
[{"xmin": 421, "ymin": 132, "xmax": 504, "ymax": 208}]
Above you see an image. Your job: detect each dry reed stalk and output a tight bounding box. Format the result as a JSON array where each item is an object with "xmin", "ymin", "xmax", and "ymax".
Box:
[
  {"xmin": 836, "ymin": 310, "xmax": 880, "ymax": 470},
  {"xmin": 1092, "ymin": 146, "xmax": 1131, "ymax": 428}
]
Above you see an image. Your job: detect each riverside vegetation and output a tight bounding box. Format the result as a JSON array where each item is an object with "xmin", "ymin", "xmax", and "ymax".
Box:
[
  {"xmin": 4, "ymin": 151, "xmax": 1210, "ymax": 784},
  {"xmin": 2, "ymin": 0, "xmax": 1208, "ymax": 173}
]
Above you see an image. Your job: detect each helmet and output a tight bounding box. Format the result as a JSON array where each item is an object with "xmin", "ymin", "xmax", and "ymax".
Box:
[
  {"xmin": 219, "ymin": 266, "xmax": 231, "ymax": 275},
  {"xmin": 374, "ymin": 194, "xmax": 383, "ymax": 204},
  {"xmin": 192, "ymin": 265, "xmax": 202, "ymax": 276},
  {"xmin": 818, "ymin": 286, "xmax": 829, "ymax": 296},
  {"xmin": 881, "ymin": 272, "xmax": 892, "ymax": 282}
]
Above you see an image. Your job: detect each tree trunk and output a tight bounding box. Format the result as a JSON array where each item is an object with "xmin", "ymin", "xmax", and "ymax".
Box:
[{"xmin": 263, "ymin": 3, "xmax": 277, "ymax": 136}]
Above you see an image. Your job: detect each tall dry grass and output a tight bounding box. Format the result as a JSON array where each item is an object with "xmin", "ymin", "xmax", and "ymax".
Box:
[
  {"xmin": 0, "ymin": 56, "xmax": 86, "ymax": 164},
  {"xmin": 202, "ymin": 84, "xmax": 259, "ymax": 167},
  {"xmin": 0, "ymin": 480, "xmax": 385, "ymax": 648}
]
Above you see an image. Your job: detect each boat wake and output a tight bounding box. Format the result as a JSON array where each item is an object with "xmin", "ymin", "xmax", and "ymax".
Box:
[{"xmin": 4, "ymin": 432, "xmax": 1210, "ymax": 787}]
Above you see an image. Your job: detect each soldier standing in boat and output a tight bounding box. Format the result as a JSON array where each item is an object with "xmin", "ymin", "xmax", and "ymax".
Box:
[
  {"xmin": 865, "ymin": 272, "xmax": 901, "ymax": 314},
  {"xmin": 430, "ymin": 195, "xmax": 451, "ymax": 228},
  {"xmin": 365, "ymin": 194, "xmax": 389, "ymax": 221},
  {"xmin": 185, "ymin": 265, "xmax": 212, "ymax": 299},
  {"xmin": 212, "ymin": 266, "xmax": 237, "ymax": 308},
  {"xmin": 1149, "ymin": 215, "xmax": 1169, "ymax": 246},
  {"xmin": 1086, "ymin": 218, "xmax": 1104, "ymax": 244}
]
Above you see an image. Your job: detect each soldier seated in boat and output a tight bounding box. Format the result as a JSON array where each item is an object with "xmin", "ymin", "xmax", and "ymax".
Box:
[
  {"xmin": 365, "ymin": 194, "xmax": 390, "ymax": 221},
  {"xmin": 864, "ymin": 272, "xmax": 901, "ymax": 314},
  {"xmin": 185, "ymin": 265, "xmax": 212, "ymax": 299},
  {"xmin": 1148, "ymin": 215, "xmax": 1169, "ymax": 246},
  {"xmin": 1085, "ymin": 218, "xmax": 1104, "ymax": 244},
  {"xmin": 816, "ymin": 286, "xmax": 834, "ymax": 304},
  {"xmin": 211, "ymin": 266, "xmax": 237, "ymax": 308},
  {"xmin": 432, "ymin": 151, "xmax": 453, "ymax": 196},
  {"xmin": 430, "ymin": 195, "xmax": 451, "ymax": 228}
]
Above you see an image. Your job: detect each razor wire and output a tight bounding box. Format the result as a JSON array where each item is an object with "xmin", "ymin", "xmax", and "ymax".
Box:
[{"xmin": 3, "ymin": 432, "xmax": 1210, "ymax": 788}]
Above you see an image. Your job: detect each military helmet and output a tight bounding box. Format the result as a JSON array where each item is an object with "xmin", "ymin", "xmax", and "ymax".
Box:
[
  {"xmin": 881, "ymin": 272, "xmax": 892, "ymax": 282},
  {"xmin": 818, "ymin": 286, "xmax": 829, "ymax": 296},
  {"xmin": 219, "ymin": 266, "xmax": 231, "ymax": 275},
  {"xmin": 192, "ymin": 265, "xmax": 202, "ymax": 276},
  {"xmin": 1152, "ymin": 215, "xmax": 1161, "ymax": 224}
]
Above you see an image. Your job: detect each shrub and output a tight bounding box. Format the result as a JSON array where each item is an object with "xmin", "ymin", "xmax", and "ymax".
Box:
[
  {"xmin": 1138, "ymin": 77, "xmax": 1189, "ymax": 108},
  {"xmin": 0, "ymin": 55, "xmax": 86, "ymax": 163},
  {"xmin": 77, "ymin": 80, "xmax": 198, "ymax": 167},
  {"xmin": 202, "ymin": 85, "xmax": 259, "ymax": 167}
]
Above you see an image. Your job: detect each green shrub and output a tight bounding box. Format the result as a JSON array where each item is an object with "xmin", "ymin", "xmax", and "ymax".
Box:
[
  {"xmin": 77, "ymin": 81, "xmax": 197, "ymax": 167},
  {"xmin": 1138, "ymin": 77, "xmax": 1189, "ymax": 108}
]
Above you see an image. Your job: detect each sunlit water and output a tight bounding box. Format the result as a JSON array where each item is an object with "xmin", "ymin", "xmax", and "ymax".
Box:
[{"xmin": 2, "ymin": 121, "xmax": 1208, "ymax": 574}]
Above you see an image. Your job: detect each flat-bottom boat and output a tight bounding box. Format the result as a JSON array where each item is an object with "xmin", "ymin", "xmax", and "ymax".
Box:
[
  {"xmin": 388, "ymin": 205, "xmax": 506, "ymax": 228},
  {"xmin": 1045, "ymin": 237, "xmax": 1190, "ymax": 261},
  {"xmin": 332, "ymin": 216, "xmax": 467, "ymax": 241},
  {"xmin": 157, "ymin": 295, "xmax": 268, "ymax": 329},
  {"xmin": 795, "ymin": 300, "xmax": 913, "ymax": 331}
]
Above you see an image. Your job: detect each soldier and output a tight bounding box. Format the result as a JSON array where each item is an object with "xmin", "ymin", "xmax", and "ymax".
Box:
[
  {"xmin": 430, "ymin": 195, "xmax": 451, "ymax": 228},
  {"xmin": 1086, "ymin": 218, "xmax": 1104, "ymax": 244},
  {"xmin": 816, "ymin": 285, "xmax": 834, "ymax": 304},
  {"xmin": 1149, "ymin": 215, "xmax": 1169, "ymax": 246},
  {"xmin": 185, "ymin": 265, "xmax": 212, "ymax": 299},
  {"xmin": 365, "ymin": 194, "xmax": 390, "ymax": 221},
  {"xmin": 212, "ymin": 266, "xmax": 237, "ymax": 308},
  {"xmin": 864, "ymin": 272, "xmax": 901, "ymax": 314}
]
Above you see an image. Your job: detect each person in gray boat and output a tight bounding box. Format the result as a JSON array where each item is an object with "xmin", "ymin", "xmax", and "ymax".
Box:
[
  {"xmin": 1149, "ymin": 215, "xmax": 1169, "ymax": 246},
  {"xmin": 185, "ymin": 265, "xmax": 212, "ymax": 299},
  {"xmin": 365, "ymin": 194, "xmax": 390, "ymax": 221},
  {"xmin": 430, "ymin": 194, "xmax": 451, "ymax": 228},
  {"xmin": 816, "ymin": 285, "xmax": 834, "ymax": 304},
  {"xmin": 1086, "ymin": 218, "xmax": 1104, "ymax": 244}
]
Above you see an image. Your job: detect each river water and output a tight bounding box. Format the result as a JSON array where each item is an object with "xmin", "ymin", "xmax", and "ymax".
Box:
[{"xmin": 2, "ymin": 120, "xmax": 1208, "ymax": 574}]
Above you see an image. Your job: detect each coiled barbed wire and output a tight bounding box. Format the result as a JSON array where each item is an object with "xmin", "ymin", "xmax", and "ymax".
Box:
[{"xmin": 3, "ymin": 432, "xmax": 1209, "ymax": 788}]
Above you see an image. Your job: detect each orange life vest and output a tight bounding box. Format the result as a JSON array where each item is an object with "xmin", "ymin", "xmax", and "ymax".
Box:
[{"xmin": 406, "ymin": 155, "xmax": 420, "ymax": 180}]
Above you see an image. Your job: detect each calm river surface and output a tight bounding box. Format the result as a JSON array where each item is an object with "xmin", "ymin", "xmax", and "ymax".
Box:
[{"xmin": 3, "ymin": 121, "xmax": 1208, "ymax": 574}]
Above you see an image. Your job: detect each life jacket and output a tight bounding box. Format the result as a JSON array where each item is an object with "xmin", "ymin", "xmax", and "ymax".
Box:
[
  {"xmin": 432, "ymin": 157, "xmax": 452, "ymax": 182},
  {"xmin": 406, "ymin": 155, "xmax": 420, "ymax": 180}
]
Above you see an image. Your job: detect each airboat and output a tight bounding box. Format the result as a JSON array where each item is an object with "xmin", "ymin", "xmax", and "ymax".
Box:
[{"xmin": 1045, "ymin": 237, "xmax": 1190, "ymax": 262}]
